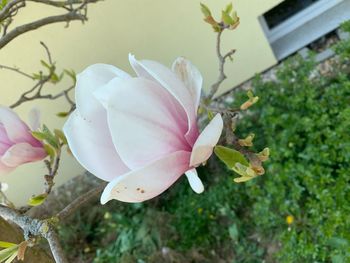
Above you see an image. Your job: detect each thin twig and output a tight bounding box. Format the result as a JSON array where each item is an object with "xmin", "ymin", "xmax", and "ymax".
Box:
[
  {"xmin": 57, "ymin": 183, "xmax": 106, "ymax": 221},
  {"xmin": 7, "ymin": 42, "xmax": 76, "ymax": 109},
  {"xmin": 40, "ymin": 41, "xmax": 53, "ymax": 64},
  {"xmin": 206, "ymin": 29, "xmax": 236, "ymax": 102},
  {"xmin": 44, "ymin": 149, "xmax": 62, "ymax": 196},
  {"xmin": 9, "ymin": 74, "xmax": 52, "ymax": 108},
  {"xmin": 0, "ymin": 64, "xmax": 34, "ymax": 79}
]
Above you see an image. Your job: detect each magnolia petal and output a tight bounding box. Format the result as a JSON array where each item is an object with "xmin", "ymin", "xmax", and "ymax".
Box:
[
  {"xmin": 93, "ymin": 77, "xmax": 125, "ymax": 109},
  {"xmin": 1, "ymin": 143, "xmax": 46, "ymax": 167},
  {"xmin": 75, "ymin": 63, "xmax": 130, "ymax": 122},
  {"xmin": 100, "ymin": 151, "xmax": 191, "ymax": 204},
  {"xmin": 129, "ymin": 55, "xmax": 198, "ymax": 145},
  {"xmin": 172, "ymin": 57, "xmax": 203, "ymax": 111},
  {"xmin": 28, "ymin": 107, "xmax": 41, "ymax": 131},
  {"xmin": 0, "ymin": 142, "xmax": 9, "ymax": 155},
  {"xmin": 0, "ymin": 160, "xmax": 14, "ymax": 175},
  {"xmin": 185, "ymin": 168, "xmax": 204, "ymax": 194},
  {"xmin": 107, "ymin": 77, "xmax": 191, "ymax": 169},
  {"xmin": 63, "ymin": 111, "xmax": 129, "ymax": 182},
  {"xmin": 190, "ymin": 114, "xmax": 223, "ymax": 167},
  {"xmin": 0, "ymin": 124, "xmax": 11, "ymax": 155},
  {"xmin": 0, "ymin": 106, "xmax": 33, "ymax": 144}
]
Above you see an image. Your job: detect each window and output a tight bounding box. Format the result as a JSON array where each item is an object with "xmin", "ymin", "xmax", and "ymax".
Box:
[
  {"xmin": 264, "ymin": 0, "xmax": 321, "ymax": 29},
  {"xmin": 259, "ymin": 0, "xmax": 350, "ymax": 60}
]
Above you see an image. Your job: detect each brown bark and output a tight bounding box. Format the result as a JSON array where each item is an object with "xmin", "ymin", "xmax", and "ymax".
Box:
[{"xmin": 0, "ymin": 217, "xmax": 54, "ymax": 263}]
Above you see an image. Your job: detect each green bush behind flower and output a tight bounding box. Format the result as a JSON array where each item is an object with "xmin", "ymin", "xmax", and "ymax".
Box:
[{"xmin": 60, "ymin": 21, "xmax": 350, "ymax": 263}]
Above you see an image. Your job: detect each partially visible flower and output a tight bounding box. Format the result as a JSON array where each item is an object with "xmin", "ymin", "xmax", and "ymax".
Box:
[
  {"xmin": 286, "ymin": 215, "xmax": 294, "ymax": 225},
  {"xmin": 0, "ymin": 107, "xmax": 47, "ymax": 174},
  {"xmin": 64, "ymin": 55, "xmax": 223, "ymax": 203}
]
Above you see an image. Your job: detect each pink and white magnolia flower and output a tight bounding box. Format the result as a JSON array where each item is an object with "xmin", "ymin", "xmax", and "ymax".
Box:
[
  {"xmin": 0, "ymin": 107, "xmax": 47, "ymax": 174},
  {"xmin": 64, "ymin": 55, "xmax": 223, "ymax": 203}
]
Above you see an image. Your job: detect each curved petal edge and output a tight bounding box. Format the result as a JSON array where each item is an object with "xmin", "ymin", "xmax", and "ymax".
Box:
[
  {"xmin": 190, "ymin": 114, "xmax": 223, "ymax": 167},
  {"xmin": 101, "ymin": 151, "xmax": 191, "ymax": 204}
]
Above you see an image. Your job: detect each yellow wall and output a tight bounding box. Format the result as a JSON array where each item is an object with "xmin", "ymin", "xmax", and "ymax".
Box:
[{"xmin": 0, "ymin": 0, "xmax": 282, "ymax": 205}]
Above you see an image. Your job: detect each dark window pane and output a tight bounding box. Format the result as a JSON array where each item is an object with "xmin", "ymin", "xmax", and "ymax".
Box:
[{"xmin": 264, "ymin": 0, "xmax": 321, "ymax": 29}]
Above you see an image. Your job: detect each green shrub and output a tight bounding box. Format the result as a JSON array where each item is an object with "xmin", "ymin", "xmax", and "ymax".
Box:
[
  {"xmin": 232, "ymin": 30, "xmax": 350, "ymax": 261},
  {"xmin": 61, "ymin": 21, "xmax": 350, "ymax": 263}
]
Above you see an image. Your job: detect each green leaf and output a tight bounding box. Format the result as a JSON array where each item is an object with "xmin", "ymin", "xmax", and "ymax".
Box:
[
  {"xmin": 331, "ymin": 254, "xmax": 344, "ymax": 263},
  {"xmin": 231, "ymin": 10, "xmax": 238, "ymax": 22},
  {"xmin": 207, "ymin": 109, "xmax": 214, "ymax": 120},
  {"xmin": 328, "ymin": 237, "xmax": 349, "ymax": 248},
  {"xmin": 64, "ymin": 69, "xmax": 76, "ymax": 84},
  {"xmin": 221, "ymin": 10, "xmax": 233, "ymax": 25},
  {"xmin": 28, "ymin": 193, "xmax": 48, "ymax": 207},
  {"xmin": 50, "ymin": 73, "xmax": 59, "ymax": 83},
  {"xmin": 225, "ymin": 3, "xmax": 233, "ymax": 14},
  {"xmin": 32, "ymin": 73, "xmax": 43, "ymax": 80},
  {"xmin": 200, "ymin": 3, "xmax": 212, "ymax": 17},
  {"xmin": 31, "ymin": 131, "xmax": 46, "ymax": 141},
  {"xmin": 4, "ymin": 251, "xmax": 17, "ymax": 263},
  {"xmin": 42, "ymin": 125, "xmax": 59, "ymax": 149},
  {"xmin": 43, "ymin": 144, "xmax": 56, "ymax": 162},
  {"xmin": 40, "ymin": 60, "xmax": 51, "ymax": 70},
  {"xmin": 0, "ymin": 0, "xmax": 7, "ymax": 9},
  {"xmin": 0, "ymin": 242, "xmax": 16, "ymax": 249},
  {"xmin": 214, "ymin": 145, "xmax": 249, "ymax": 169},
  {"xmin": 233, "ymin": 163, "xmax": 256, "ymax": 177},
  {"xmin": 228, "ymin": 223, "xmax": 238, "ymax": 241},
  {"xmin": 0, "ymin": 245, "xmax": 18, "ymax": 263},
  {"xmin": 54, "ymin": 129, "xmax": 67, "ymax": 145},
  {"xmin": 32, "ymin": 126, "xmax": 59, "ymax": 149},
  {"xmin": 247, "ymin": 90, "xmax": 254, "ymax": 99},
  {"xmin": 56, "ymin": 112, "xmax": 69, "ymax": 118},
  {"xmin": 233, "ymin": 176, "xmax": 254, "ymax": 183}
]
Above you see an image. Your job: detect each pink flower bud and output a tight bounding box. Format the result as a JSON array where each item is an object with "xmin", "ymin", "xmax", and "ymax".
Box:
[{"xmin": 0, "ymin": 107, "xmax": 47, "ymax": 174}]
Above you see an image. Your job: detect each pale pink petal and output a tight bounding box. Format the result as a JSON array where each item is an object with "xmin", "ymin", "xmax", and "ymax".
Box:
[
  {"xmin": 0, "ymin": 124, "xmax": 11, "ymax": 155},
  {"xmin": 0, "ymin": 142, "xmax": 10, "ymax": 155},
  {"xmin": 63, "ymin": 111, "xmax": 130, "ymax": 182},
  {"xmin": 28, "ymin": 107, "xmax": 41, "ymax": 131},
  {"xmin": 0, "ymin": 106, "xmax": 33, "ymax": 144},
  {"xmin": 190, "ymin": 114, "xmax": 223, "ymax": 167},
  {"xmin": 185, "ymin": 168, "xmax": 204, "ymax": 194},
  {"xmin": 66, "ymin": 63, "xmax": 131, "ymax": 181},
  {"xmin": 100, "ymin": 151, "xmax": 191, "ymax": 204},
  {"xmin": 0, "ymin": 160, "xmax": 14, "ymax": 175},
  {"xmin": 106, "ymin": 77, "xmax": 191, "ymax": 169},
  {"xmin": 129, "ymin": 55, "xmax": 198, "ymax": 145},
  {"xmin": 1, "ymin": 143, "xmax": 46, "ymax": 167},
  {"xmin": 75, "ymin": 63, "xmax": 130, "ymax": 122},
  {"xmin": 172, "ymin": 57, "xmax": 203, "ymax": 111}
]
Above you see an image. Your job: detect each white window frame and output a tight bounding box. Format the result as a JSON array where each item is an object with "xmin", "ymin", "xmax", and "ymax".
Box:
[
  {"xmin": 262, "ymin": 0, "xmax": 343, "ymax": 43},
  {"xmin": 259, "ymin": 0, "xmax": 350, "ymax": 60}
]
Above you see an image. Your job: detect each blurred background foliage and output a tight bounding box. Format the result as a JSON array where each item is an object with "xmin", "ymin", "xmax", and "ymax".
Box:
[{"xmin": 59, "ymin": 21, "xmax": 350, "ymax": 263}]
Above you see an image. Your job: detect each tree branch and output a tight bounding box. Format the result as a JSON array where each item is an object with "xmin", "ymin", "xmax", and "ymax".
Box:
[
  {"xmin": 0, "ymin": 64, "xmax": 34, "ymax": 79},
  {"xmin": 57, "ymin": 183, "xmax": 106, "ymax": 221},
  {"xmin": 0, "ymin": 0, "xmax": 24, "ymax": 22},
  {"xmin": 206, "ymin": 29, "xmax": 236, "ymax": 102},
  {"xmin": 0, "ymin": 12, "xmax": 85, "ymax": 49},
  {"xmin": 0, "ymin": 205, "xmax": 68, "ymax": 263},
  {"xmin": 2, "ymin": 42, "xmax": 76, "ymax": 109},
  {"xmin": 45, "ymin": 230, "xmax": 68, "ymax": 263}
]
